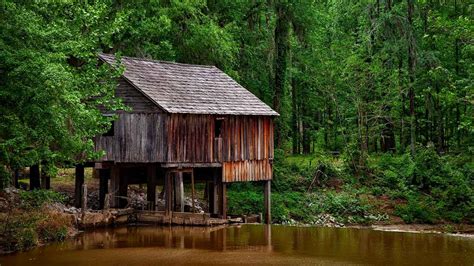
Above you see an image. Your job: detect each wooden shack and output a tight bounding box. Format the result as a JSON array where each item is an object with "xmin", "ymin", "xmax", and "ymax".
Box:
[{"xmin": 80, "ymin": 54, "xmax": 278, "ymax": 224}]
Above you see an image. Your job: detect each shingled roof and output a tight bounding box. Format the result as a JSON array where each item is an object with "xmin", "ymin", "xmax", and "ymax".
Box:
[{"xmin": 99, "ymin": 54, "xmax": 278, "ymax": 116}]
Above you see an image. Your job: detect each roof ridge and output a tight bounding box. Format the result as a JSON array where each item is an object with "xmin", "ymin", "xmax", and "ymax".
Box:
[
  {"xmin": 99, "ymin": 53, "xmax": 216, "ymax": 68},
  {"xmin": 98, "ymin": 53, "xmax": 279, "ymax": 116}
]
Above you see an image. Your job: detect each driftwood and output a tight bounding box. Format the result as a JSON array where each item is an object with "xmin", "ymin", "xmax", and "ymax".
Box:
[{"xmin": 307, "ymin": 166, "xmax": 329, "ymax": 193}]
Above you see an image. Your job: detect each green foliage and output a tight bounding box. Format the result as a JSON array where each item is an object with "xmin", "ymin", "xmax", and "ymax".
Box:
[
  {"xmin": 395, "ymin": 194, "xmax": 439, "ymax": 224},
  {"xmin": 14, "ymin": 227, "xmax": 38, "ymax": 251},
  {"xmin": 367, "ymin": 146, "xmax": 474, "ymax": 223},
  {"xmin": 309, "ymin": 190, "xmax": 373, "ymax": 223},
  {"xmin": 19, "ymin": 189, "xmax": 66, "ymax": 209},
  {"xmin": 36, "ymin": 212, "xmax": 70, "ymax": 242},
  {"xmin": 227, "ymin": 188, "xmax": 263, "ymax": 216},
  {"xmin": 0, "ymin": 0, "xmax": 471, "ymax": 228},
  {"xmin": 230, "ymin": 152, "xmax": 473, "ymax": 225},
  {"xmin": 0, "ymin": 1, "xmax": 124, "ymax": 185}
]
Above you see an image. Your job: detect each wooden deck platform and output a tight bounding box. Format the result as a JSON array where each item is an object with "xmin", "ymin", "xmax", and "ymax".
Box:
[{"xmin": 135, "ymin": 211, "xmax": 229, "ymax": 226}]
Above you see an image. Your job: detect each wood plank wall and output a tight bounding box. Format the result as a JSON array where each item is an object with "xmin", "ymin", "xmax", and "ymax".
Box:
[
  {"xmin": 116, "ymin": 78, "xmax": 162, "ymax": 113},
  {"xmin": 221, "ymin": 116, "xmax": 274, "ymax": 162},
  {"xmin": 94, "ymin": 112, "xmax": 275, "ymax": 182},
  {"xmin": 166, "ymin": 114, "xmax": 214, "ymax": 163},
  {"xmin": 95, "ymin": 113, "xmax": 167, "ymax": 162},
  {"xmin": 222, "ymin": 160, "xmax": 272, "ymax": 182}
]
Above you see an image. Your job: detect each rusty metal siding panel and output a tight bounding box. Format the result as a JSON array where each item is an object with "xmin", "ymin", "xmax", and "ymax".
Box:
[{"xmin": 222, "ymin": 160, "xmax": 272, "ymax": 182}]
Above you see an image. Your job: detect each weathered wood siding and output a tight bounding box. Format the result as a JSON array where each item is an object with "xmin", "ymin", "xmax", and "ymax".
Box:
[
  {"xmin": 95, "ymin": 113, "xmax": 167, "ymax": 162},
  {"xmin": 221, "ymin": 116, "xmax": 274, "ymax": 162},
  {"xmin": 222, "ymin": 160, "xmax": 272, "ymax": 182},
  {"xmin": 220, "ymin": 116, "xmax": 274, "ymax": 182},
  {"xmin": 116, "ymin": 78, "xmax": 162, "ymax": 113},
  {"xmin": 166, "ymin": 114, "xmax": 214, "ymax": 163},
  {"xmin": 95, "ymin": 112, "xmax": 274, "ymax": 181}
]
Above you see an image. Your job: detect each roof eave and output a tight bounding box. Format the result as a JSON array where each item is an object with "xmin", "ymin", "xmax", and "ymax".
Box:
[{"xmin": 98, "ymin": 54, "xmax": 170, "ymax": 114}]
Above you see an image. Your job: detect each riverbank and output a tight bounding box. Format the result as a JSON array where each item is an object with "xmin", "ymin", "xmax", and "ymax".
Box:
[
  {"xmin": 1, "ymin": 185, "xmax": 472, "ymax": 255},
  {"xmin": 2, "ymin": 150, "xmax": 473, "ymax": 253}
]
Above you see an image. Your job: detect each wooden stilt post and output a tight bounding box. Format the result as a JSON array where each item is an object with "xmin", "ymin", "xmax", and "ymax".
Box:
[
  {"xmin": 110, "ymin": 166, "xmax": 120, "ymax": 208},
  {"xmin": 191, "ymin": 169, "xmax": 195, "ymax": 213},
  {"xmin": 165, "ymin": 171, "xmax": 173, "ymax": 217},
  {"xmin": 99, "ymin": 169, "xmax": 109, "ymax": 210},
  {"xmin": 81, "ymin": 184, "xmax": 88, "ymax": 211},
  {"xmin": 221, "ymin": 182, "xmax": 227, "ymax": 219},
  {"xmin": 210, "ymin": 169, "xmax": 219, "ymax": 215},
  {"xmin": 29, "ymin": 164, "xmax": 41, "ymax": 190},
  {"xmin": 264, "ymin": 224, "xmax": 272, "ymax": 251},
  {"xmin": 74, "ymin": 164, "xmax": 84, "ymax": 208},
  {"xmin": 164, "ymin": 171, "xmax": 169, "ymax": 215},
  {"xmin": 147, "ymin": 164, "xmax": 157, "ymax": 210},
  {"xmin": 264, "ymin": 180, "xmax": 271, "ymax": 224},
  {"xmin": 118, "ymin": 172, "xmax": 128, "ymax": 208},
  {"xmin": 174, "ymin": 172, "xmax": 184, "ymax": 212},
  {"xmin": 13, "ymin": 169, "xmax": 19, "ymax": 188},
  {"xmin": 40, "ymin": 164, "xmax": 50, "ymax": 189}
]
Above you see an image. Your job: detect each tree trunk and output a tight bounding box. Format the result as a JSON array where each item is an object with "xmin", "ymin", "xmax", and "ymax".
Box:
[
  {"xmin": 273, "ymin": 2, "xmax": 290, "ymax": 148},
  {"xmin": 407, "ymin": 0, "xmax": 416, "ymax": 155},
  {"xmin": 399, "ymin": 54, "xmax": 406, "ymax": 152},
  {"xmin": 291, "ymin": 77, "xmax": 299, "ymax": 154}
]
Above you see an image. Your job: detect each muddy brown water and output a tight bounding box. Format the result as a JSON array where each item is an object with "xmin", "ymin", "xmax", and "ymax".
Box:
[{"xmin": 1, "ymin": 225, "xmax": 473, "ymax": 265}]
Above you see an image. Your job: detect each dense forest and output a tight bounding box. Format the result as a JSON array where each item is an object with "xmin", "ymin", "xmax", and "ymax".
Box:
[{"xmin": 0, "ymin": 1, "xmax": 473, "ymax": 224}]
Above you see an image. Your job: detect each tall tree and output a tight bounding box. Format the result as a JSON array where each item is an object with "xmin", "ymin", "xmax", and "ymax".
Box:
[
  {"xmin": 407, "ymin": 0, "xmax": 417, "ymax": 155},
  {"xmin": 273, "ymin": 1, "xmax": 291, "ymax": 148}
]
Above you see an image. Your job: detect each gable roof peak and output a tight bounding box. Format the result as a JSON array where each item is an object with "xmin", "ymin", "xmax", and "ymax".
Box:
[{"xmin": 99, "ymin": 53, "xmax": 279, "ymax": 116}]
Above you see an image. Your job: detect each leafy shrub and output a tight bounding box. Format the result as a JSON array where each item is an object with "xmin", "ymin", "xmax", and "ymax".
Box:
[
  {"xmin": 227, "ymin": 189, "xmax": 263, "ymax": 216},
  {"xmin": 272, "ymin": 192, "xmax": 308, "ymax": 223},
  {"xmin": 36, "ymin": 212, "xmax": 70, "ymax": 242},
  {"xmin": 19, "ymin": 189, "xmax": 66, "ymax": 209},
  {"xmin": 307, "ymin": 189, "xmax": 376, "ymax": 224},
  {"xmin": 370, "ymin": 153, "xmax": 414, "ymax": 195},
  {"xmin": 395, "ymin": 194, "xmax": 439, "ymax": 224},
  {"xmin": 14, "ymin": 227, "xmax": 38, "ymax": 251}
]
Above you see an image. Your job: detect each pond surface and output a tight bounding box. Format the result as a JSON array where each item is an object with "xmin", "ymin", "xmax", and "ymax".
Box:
[{"xmin": 1, "ymin": 225, "xmax": 473, "ymax": 265}]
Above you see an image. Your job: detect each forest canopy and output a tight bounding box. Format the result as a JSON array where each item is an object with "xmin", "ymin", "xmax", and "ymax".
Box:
[{"xmin": 0, "ymin": 0, "xmax": 472, "ymax": 221}]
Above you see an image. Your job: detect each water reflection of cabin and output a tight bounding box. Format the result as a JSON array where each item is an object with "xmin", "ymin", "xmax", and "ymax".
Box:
[{"xmin": 85, "ymin": 54, "xmax": 278, "ymax": 224}]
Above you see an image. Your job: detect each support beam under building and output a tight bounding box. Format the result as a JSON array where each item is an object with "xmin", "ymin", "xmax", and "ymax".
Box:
[
  {"xmin": 99, "ymin": 169, "xmax": 110, "ymax": 209},
  {"xmin": 220, "ymin": 182, "xmax": 227, "ymax": 219},
  {"xmin": 208, "ymin": 169, "xmax": 219, "ymax": 215},
  {"xmin": 74, "ymin": 164, "xmax": 84, "ymax": 208},
  {"xmin": 41, "ymin": 165, "xmax": 50, "ymax": 189},
  {"xmin": 30, "ymin": 164, "xmax": 41, "ymax": 190},
  {"xmin": 13, "ymin": 169, "xmax": 19, "ymax": 188},
  {"xmin": 165, "ymin": 171, "xmax": 173, "ymax": 216},
  {"xmin": 147, "ymin": 164, "xmax": 157, "ymax": 210},
  {"xmin": 118, "ymin": 172, "xmax": 128, "ymax": 208},
  {"xmin": 110, "ymin": 166, "xmax": 120, "ymax": 208},
  {"xmin": 174, "ymin": 172, "xmax": 184, "ymax": 212},
  {"xmin": 264, "ymin": 180, "xmax": 271, "ymax": 224}
]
